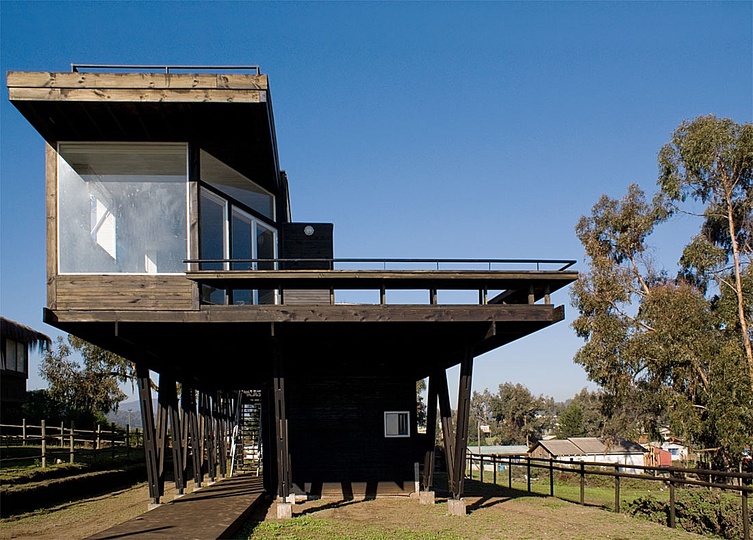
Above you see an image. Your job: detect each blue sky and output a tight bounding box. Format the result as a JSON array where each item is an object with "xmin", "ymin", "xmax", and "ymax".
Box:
[{"xmin": 1, "ymin": 1, "xmax": 751, "ymax": 401}]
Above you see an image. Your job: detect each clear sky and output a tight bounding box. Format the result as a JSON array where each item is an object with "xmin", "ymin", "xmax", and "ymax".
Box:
[{"xmin": 1, "ymin": 1, "xmax": 751, "ymax": 402}]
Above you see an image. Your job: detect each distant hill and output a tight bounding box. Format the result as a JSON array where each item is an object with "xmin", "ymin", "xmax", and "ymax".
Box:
[{"xmin": 106, "ymin": 400, "xmax": 143, "ymax": 428}]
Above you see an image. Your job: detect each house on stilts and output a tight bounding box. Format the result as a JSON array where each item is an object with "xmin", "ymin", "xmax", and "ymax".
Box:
[{"xmin": 7, "ymin": 65, "xmax": 577, "ymax": 515}]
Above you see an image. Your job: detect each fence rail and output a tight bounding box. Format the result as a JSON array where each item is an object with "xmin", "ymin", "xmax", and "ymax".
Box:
[
  {"xmin": 465, "ymin": 451, "xmax": 751, "ymax": 539},
  {"xmin": 1, "ymin": 420, "xmax": 142, "ymax": 467}
]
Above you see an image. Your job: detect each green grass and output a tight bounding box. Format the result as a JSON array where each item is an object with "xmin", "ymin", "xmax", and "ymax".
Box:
[{"xmin": 241, "ymin": 514, "xmax": 462, "ymax": 540}]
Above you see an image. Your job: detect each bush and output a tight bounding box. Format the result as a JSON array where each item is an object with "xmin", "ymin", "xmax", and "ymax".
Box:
[{"xmin": 627, "ymin": 489, "xmax": 748, "ymax": 539}]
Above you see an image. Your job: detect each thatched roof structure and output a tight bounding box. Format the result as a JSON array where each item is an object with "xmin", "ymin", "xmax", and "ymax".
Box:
[{"xmin": 0, "ymin": 317, "xmax": 51, "ymax": 351}]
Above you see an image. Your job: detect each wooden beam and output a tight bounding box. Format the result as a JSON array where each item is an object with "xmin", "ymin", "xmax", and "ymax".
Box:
[
  {"xmin": 422, "ymin": 375, "xmax": 438, "ymax": 491},
  {"xmin": 46, "ymin": 304, "xmax": 566, "ymax": 325},
  {"xmin": 7, "ymin": 71, "xmax": 268, "ymax": 91},
  {"xmin": 451, "ymin": 349, "xmax": 473, "ymax": 499},
  {"xmin": 136, "ymin": 363, "xmax": 160, "ymax": 505},
  {"xmin": 272, "ymin": 325, "xmax": 291, "ymax": 500},
  {"xmin": 437, "ymin": 369, "xmax": 455, "ymax": 493}
]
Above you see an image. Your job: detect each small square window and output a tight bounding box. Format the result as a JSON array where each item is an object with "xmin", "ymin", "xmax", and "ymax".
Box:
[{"xmin": 384, "ymin": 411, "xmax": 410, "ymax": 438}]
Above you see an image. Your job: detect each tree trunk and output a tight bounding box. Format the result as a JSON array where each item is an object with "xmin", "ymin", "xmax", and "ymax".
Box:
[{"xmin": 725, "ymin": 189, "xmax": 753, "ymax": 387}]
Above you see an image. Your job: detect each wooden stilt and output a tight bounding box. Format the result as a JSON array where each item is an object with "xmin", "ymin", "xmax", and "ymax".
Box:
[
  {"xmin": 136, "ymin": 363, "xmax": 160, "ymax": 505},
  {"xmin": 272, "ymin": 324, "xmax": 291, "ymax": 500},
  {"xmin": 437, "ymin": 369, "xmax": 455, "ymax": 493},
  {"xmin": 451, "ymin": 348, "xmax": 474, "ymax": 499},
  {"xmin": 422, "ymin": 374, "xmax": 438, "ymax": 491},
  {"xmin": 161, "ymin": 376, "xmax": 185, "ymax": 495}
]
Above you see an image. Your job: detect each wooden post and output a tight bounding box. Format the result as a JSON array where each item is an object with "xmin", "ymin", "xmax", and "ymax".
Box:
[
  {"xmin": 60, "ymin": 421, "xmax": 64, "ymax": 447},
  {"xmin": 549, "ymin": 458, "xmax": 554, "ymax": 497},
  {"xmin": 272, "ymin": 324, "xmax": 291, "ymax": 501},
  {"xmin": 437, "ymin": 369, "xmax": 455, "ymax": 492},
  {"xmin": 126, "ymin": 424, "xmax": 130, "ymax": 458},
  {"xmin": 579, "ymin": 462, "xmax": 585, "ymax": 505},
  {"xmin": 493, "ymin": 455, "xmax": 497, "ymax": 485},
  {"xmin": 451, "ymin": 348, "xmax": 474, "ymax": 500},
  {"xmin": 614, "ymin": 465, "xmax": 621, "ymax": 513},
  {"xmin": 22, "ymin": 418, "xmax": 26, "ymax": 446},
  {"xmin": 742, "ymin": 489, "xmax": 749, "ymax": 540},
  {"xmin": 669, "ymin": 472, "xmax": 676, "ymax": 527},
  {"xmin": 41, "ymin": 419, "xmax": 47, "ymax": 468},
  {"xmin": 526, "ymin": 457, "xmax": 531, "ymax": 492},
  {"xmin": 111, "ymin": 423, "xmax": 116, "ymax": 459},
  {"xmin": 508, "ymin": 457, "xmax": 512, "ymax": 489},
  {"xmin": 422, "ymin": 374, "xmax": 438, "ymax": 491},
  {"xmin": 137, "ymin": 362, "xmax": 161, "ymax": 505},
  {"xmin": 69, "ymin": 422, "xmax": 74, "ymax": 464},
  {"xmin": 480, "ymin": 453, "xmax": 484, "ymax": 483},
  {"xmin": 96, "ymin": 424, "xmax": 101, "ymax": 451}
]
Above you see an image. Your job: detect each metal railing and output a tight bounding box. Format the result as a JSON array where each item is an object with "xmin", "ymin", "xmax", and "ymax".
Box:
[
  {"xmin": 184, "ymin": 257, "xmax": 577, "ymax": 272},
  {"xmin": 71, "ymin": 64, "xmax": 261, "ymax": 75}
]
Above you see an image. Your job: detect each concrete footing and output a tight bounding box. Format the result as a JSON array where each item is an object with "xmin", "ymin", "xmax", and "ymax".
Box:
[
  {"xmin": 447, "ymin": 498, "xmax": 467, "ymax": 516},
  {"xmin": 419, "ymin": 491, "xmax": 435, "ymax": 505},
  {"xmin": 147, "ymin": 502, "xmax": 163, "ymax": 511},
  {"xmin": 276, "ymin": 501, "xmax": 293, "ymax": 519}
]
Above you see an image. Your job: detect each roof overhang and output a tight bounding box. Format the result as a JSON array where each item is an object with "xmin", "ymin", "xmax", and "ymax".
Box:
[{"xmin": 7, "ymin": 71, "xmax": 280, "ymax": 193}]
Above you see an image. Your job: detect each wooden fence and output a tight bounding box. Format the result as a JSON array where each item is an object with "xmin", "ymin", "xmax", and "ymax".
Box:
[
  {"xmin": 0, "ymin": 420, "xmax": 142, "ymax": 467},
  {"xmin": 466, "ymin": 451, "xmax": 752, "ymax": 539}
]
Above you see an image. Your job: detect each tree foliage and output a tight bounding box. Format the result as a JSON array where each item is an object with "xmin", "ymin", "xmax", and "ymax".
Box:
[
  {"xmin": 572, "ymin": 115, "xmax": 753, "ymax": 468},
  {"xmin": 39, "ymin": 335, "xmax": 134, "ymax": 425},
  {"xmin": 471, "ymin": 383, "xmax": 558, "ymax": 445}
]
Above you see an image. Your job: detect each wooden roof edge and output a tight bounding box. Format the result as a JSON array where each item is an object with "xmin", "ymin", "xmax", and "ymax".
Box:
[{"xmin": 6, "ymin": 71, "xmax": 269, "ymax": 91}]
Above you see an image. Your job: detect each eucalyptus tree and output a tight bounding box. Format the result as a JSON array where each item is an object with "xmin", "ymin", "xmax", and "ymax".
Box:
[{"xmin": 572, "ymin": 116, "xmax": 753, "ymax": 468}]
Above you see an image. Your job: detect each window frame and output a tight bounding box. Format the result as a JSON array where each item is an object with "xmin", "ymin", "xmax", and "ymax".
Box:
[{"xmin": 384, "ymin": 411, "xmax": 411, "ymax": 438}]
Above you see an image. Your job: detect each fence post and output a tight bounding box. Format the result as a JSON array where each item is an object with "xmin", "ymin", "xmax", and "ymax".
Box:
[
  {"xmin": 613, "ymin": 464, "xmax": 620, "ymax": 513},
  {"xmin": 60, "ymin": 421, "xmax": 64, "ymax": 446},
  {"xmin": 126, "ymin": 424, "xmax": 130, "ymax": 458},
  {"xmin": 742, "ymin": 489, "xmax": 749, "ymax": 540},
  {"xmin": 507, "ymin": 457, "xmax": 511, "ymax": 489},
  {"xmin": 69, "ymin": 422, "xmax": 74, "ymax": 464},
  {"xmin": 527, "ymin": 457, "xmax": 531, "ymax": 493},
  {"xmin": 493, "ymin": 455, "xmax": 497, "ymax": 485},
  {"xmin": 96, "ymin": 424, "xmax": 101, "ymax": 450},
  {"xmin": 480, "ymin": 453, "xmax": 484, "ymax": 483},
  {"xmin": 549, "ymin": 458, "xmax": 554, "ymax": 497},
  {"xmin": 669, "ymin": 472, "xmax": 676, "ymax": 528},
  {"xmin": 41, "ymin": 419, "xmax": 47, "ymax": 468},
  {"xmin": 111, "ymin": 423, "xmax": 116, "ymax": 459},
  {"xmin": 22, "ymin": 418, "xmax": 27, "ymax": 446},
  {"xmin": 579, "ymin": 462, "xmax": 585, "ymax": 505}
]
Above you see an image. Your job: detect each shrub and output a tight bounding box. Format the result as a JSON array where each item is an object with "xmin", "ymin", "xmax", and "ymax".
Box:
[{"xmin": 627, "ymin": 489, "xmax": 748, "ymax": 539}]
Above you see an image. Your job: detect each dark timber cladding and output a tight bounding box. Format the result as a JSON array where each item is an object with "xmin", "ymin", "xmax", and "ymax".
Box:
[{"xmin": 8, "ymin": 66, "xmax": 578, "ymax": 508}]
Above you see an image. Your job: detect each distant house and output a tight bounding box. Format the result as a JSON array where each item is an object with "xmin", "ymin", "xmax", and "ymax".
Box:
[
  {"xmin": 529, "ymin": 437, "xmax": 647, "ymax": 470},
  {"xmin": 0, "ymin": 317, "xmax": 50, "ymax": 422}
]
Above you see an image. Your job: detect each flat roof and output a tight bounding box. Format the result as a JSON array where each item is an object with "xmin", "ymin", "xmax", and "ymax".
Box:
[{"xmin": 7, "ymin": 70, "xmax": 280, "ymax": 193}]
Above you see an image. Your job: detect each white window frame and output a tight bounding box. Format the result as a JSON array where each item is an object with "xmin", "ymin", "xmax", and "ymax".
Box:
[{"xmin": 384, "ymin": 411, "xmax": 410, "ymax": 438}]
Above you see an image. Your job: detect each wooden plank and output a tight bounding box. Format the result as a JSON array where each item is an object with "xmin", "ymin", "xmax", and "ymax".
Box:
[
  {"xmin": 9, "ymin": 87, "xmax": 266, "ymax": 104},
  {"xmin": 55, "ymin": 275, "xmax": 194, "ymax": 311},
  {"xmin": 451, "ymin": 349, "xmax": 473, "ymax": 499},
  {"xmin": 46, "ymin": 303, "xmax": 565, "ymax": 324},
  {"xmin": 45, "ymin": 143, "xmax": 57, "ymax": 310},
  {"xmin": 7, "ymin": 72, "xmax": 268, "ymax": 90}
]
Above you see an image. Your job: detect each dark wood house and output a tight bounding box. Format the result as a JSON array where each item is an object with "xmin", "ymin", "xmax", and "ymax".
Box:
[
  {"xmin": 0, "ymin": 317, "xmax": 51, "ymax": 422},
  {"xmin": 7, "ymin": 65, "xmax": 577, "ymax": 513}
]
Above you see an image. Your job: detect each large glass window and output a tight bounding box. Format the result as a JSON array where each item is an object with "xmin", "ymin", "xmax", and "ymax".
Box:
[
  {"xmin": 58, "ymin": 143, "xmax": 188, "ymax": 274},
  {"xmin": 2, "ymin": 339, "xmax": 26, "ymax": 374}
]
